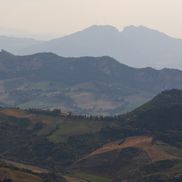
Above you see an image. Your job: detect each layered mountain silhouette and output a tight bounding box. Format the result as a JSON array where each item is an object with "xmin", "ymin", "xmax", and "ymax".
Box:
[
  {"xmin": 1, "ymin": 25, "xmax": 182, "ymax": 69},
  {"xmin": 0, "ymin": 36, "xmax": 41, "ymax": 53},
  {"xmin": 1, "ymin": 50, "xmax": 182, "ymax": 114}
]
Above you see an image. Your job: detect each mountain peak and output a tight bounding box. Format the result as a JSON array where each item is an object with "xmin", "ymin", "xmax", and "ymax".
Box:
[
  {"xmin": 83, "ymin": 25, "xmax": 119, "ymax": 33},
  {"xmin": 122, "ymin": 25, "xmax": 153, "ymax": 33},
  {"xmin": 122, "ymin": 25, "xmax": 169, "ymax": 38}
]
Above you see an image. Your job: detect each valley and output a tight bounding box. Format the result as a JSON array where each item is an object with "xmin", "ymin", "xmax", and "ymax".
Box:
[{"xmin": 1, "ymin": 1, "xmax": 182, "ymax": 182}]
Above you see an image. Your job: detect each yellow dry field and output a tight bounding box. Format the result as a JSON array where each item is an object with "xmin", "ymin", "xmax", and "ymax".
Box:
[
  {"xmin": 87, "ymin": 136, "xmax": 174, "ymax": 161},
  {"xmin": 3, "ymin": 160, "xmax": 48, "ymax": 174},
  {"xmin": 0, "ymin": 167, "xmax": 42, "ymax": 182}
]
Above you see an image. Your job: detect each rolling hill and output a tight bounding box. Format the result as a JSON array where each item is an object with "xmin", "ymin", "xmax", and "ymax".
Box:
[
  {"xmin": 0, "ymin": 89, "xmax": 181, "ymax": 181},
  {"xmin": 1, "ymin": 50, "xmax": 182, "ymax": 115},
  {"xmin": 69, "ymin": 89, "xmax": 182, "ymax": 182},
  {"xmin": 71, "ymin": 136, "xmax": 182, "ymax": 182}
]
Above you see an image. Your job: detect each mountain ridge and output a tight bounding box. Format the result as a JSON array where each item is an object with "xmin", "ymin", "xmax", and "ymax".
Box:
[
  {"xmin": 1, "ymin": 25, "xmax": 182, "ymax": 69},
  {"xmin": 1, "ymin": 50, "xmax": 182, "ymax": 114}
]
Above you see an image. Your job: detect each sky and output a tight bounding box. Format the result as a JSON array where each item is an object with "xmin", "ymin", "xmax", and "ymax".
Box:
[{"xmin": 0, "ymin": 0, "xmax": 182, "ymax": 40}]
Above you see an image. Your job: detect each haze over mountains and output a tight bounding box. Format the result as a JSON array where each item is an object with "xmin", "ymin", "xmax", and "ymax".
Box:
[
  {"xmin": 1, "ymin": 0, "xmax": 182, "ymax": 181},
  {"xmin": 1, "ymin": 25, "xmax": 182, "ymax": 181},
  {"xmin": 1, "ymin": 50, "xmax": 182, "ymax": 115},
  {"xmin": 1, "ymin": 25, "xmax": 182, "ymax": 69},
  {"xmin": 0, "ymin": 36, "xmax": 41, "ymax": 53}
]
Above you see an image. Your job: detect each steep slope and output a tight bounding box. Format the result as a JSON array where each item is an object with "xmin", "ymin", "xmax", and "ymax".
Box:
[
  {"xmin": 121, "ymin": 89, "xmax": 182, "ymax": 146},
  {"xmin": 1, "ymin": 50, "xmax": 182, "ymax": 114}
]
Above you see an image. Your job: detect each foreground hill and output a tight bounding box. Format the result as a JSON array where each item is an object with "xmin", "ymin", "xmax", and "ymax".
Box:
[
  {"xmin": 0, "ymin": 89, "xmax": 181, "ymax": 181},
  {"xmin": 71, "ymin": 136, "xmax": 182, "ymax": 182},
  {"xmin": 2, "ymin": 25, "xmax": 182, "ymax": 69},
  {"xmin": 121, "ymin": 89, "xmax": 182, "ymax": 147},
  {"xmin": 68, "ymin": 89, "xmax": 182, "ymax": 182},
  {"xmin": 1, "ymin": 50, "xmax": 182, "ymax": 115}
]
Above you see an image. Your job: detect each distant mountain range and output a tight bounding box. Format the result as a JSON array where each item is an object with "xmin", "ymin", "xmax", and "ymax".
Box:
[
  {"xmin": 1, "ymin": 25, "xmax": 182, "ymax": 69},
  {"xmin": 1, "ymin": 50, "xmax": 182, "ymax": 115},
  {"xmin": 0, "ymin": 36, "xmax": 41, "ymax": 53}
]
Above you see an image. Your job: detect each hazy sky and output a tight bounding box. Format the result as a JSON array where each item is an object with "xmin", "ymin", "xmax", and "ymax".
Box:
[{"xmin": 0, "ymin": 0, "xmax": 182, "ymax": 39}]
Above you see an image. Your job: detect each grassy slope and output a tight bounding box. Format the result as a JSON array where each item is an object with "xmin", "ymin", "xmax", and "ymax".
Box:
[
  {"xmin": 0, "ymin": 107, "xmax": 116, "ymax": 171},
  {"xmin": 48, "ymin": 119, "xmax": 107, "ymax": 143},
  {"xmin": 0, "ymin": 108, "xmax": 110, "ymax": 143}
]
